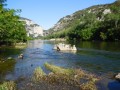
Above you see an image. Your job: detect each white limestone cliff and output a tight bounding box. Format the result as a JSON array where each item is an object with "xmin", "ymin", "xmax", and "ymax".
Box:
[{"xmin": 20, "ymin": 17, "xmax": 43, "ymax": 38}]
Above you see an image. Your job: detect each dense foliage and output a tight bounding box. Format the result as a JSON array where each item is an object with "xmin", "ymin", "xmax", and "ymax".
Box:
[
  {"xmin": 46, "ymin": 1, "xmax": 120, "ymax": 41},
  {"xmin": 0, "ymin": 0, "xmax": 27, "ymax": 45}
]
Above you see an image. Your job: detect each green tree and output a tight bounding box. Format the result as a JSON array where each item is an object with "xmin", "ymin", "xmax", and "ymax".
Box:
[{"xmin": 0, "ymin": 0, "xmax": 27, "ymax": 45}]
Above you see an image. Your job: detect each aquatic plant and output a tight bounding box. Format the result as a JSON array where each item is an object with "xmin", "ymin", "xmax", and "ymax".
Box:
[
  {"xmin": 44, "ymin": 62, "xmax": 74, "ymax": 76},
  {"xmin": 31, "ymin": 63, "xmax": 99, "ymax": 90},
  {"xmin": 80, "ymin": 81, "xmax": 97, "ymax": 90},
  {"xmin": 0, "ymin": 81, "xmax": 16, "ymax": 90},
  {"xmin": 32, "ymin": 67, "xmax": 46, "ymax": 81},
  {"xmin": 0, "ymin": 58, "xmax": 16, "ymax": 74}
]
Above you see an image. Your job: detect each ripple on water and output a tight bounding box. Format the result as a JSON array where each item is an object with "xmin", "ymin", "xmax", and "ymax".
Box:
[{"xmin": 0, "ymin": 40, "xmax": 120, "ymax": 90}]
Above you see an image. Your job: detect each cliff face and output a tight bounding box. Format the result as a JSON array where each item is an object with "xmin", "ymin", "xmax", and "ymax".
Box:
[
  {"xmin": 48, "ymin": 1, "xmax": 118, "ymax": 34},
  {"xmin": 46, "ymin": 1, "xmax": 120, "ymax": 41},
  {"xmin": 48, "ymin": 5, "xmax": 110, "ymax": 33},
  {"xmin": 20, "ymin": 17, "xmax": 43, "ymax": 38}
]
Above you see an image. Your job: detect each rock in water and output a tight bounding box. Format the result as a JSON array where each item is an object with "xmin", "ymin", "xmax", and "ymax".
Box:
[
  {"xmin": 53, "ymin": 43, "xmax": 77, "ymax": 51},
  {"xmin": 115, "ymin": 73, "xmax": 120, "ymax": 80},
  {"xmin": 18, "ymin": 54, "xmax": 24, "ymax": 59}
]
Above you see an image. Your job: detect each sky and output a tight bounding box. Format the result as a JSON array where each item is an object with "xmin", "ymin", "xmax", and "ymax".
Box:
[{"xmin": 6, "ymin": 0, "xmax": 116, "ymax": 30}]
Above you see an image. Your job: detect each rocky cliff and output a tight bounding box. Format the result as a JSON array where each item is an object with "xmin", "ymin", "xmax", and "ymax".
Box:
[
  {"xmin": 46, "ymin": 1, "xmax": 120, "ymax": 41},
  {"xmin": 48, "ymin": 3, "xmax": 111, "ymax": 33},
  {"xmin": 20, "ymin": 17, "xmax": 43, "ymax": 38}
]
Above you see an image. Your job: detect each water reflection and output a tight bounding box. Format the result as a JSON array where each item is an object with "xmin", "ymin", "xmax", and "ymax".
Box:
[
  {"xmin": 108, "ymin": 81, "xmax": 120, "ymax": 90},
  {"xmin": 27, "ymin": 40, "xmax": 44, "ymax": 48},
  {"xmin": 0, "ymin": 47, "xmax": 23, "ymax": 58},
  {"xmin": 0, "ymin": 40, "xmax": 120, "ymax": 90},
  {"xmin": 75, "ymin": 41, "xmax": 120, "ymax": 52},
  {"xmin": 1, "ymin": 40, "xmax": 120, "ymax": 79}
]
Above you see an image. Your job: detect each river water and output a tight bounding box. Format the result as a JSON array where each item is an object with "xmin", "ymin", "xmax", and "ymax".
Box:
[{"xmin": 0, "ymin": 40, "xmax": 120, "ymax": 90}]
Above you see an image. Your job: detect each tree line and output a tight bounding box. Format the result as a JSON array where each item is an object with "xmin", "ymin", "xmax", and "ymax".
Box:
[
  {"xmin": 0, "ymin": 0, "xmax": 27, "ymax": 45},
  {"xmin": 45, "ymin": 1, "xmax": 120, "ymax": 41}
]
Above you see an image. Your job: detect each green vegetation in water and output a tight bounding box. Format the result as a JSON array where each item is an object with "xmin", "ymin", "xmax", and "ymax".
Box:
[
  {"xmin": 0, "ymin": 81, "xmax": 16, "ymax": 90},
  {"xmin": 44, "ymin": 62, "xmax": 74, "ymax": 76},
  {"xmin": 31, "ymin": 62, "xmax": 99, "ymax": 90},
  {"xmin": 32, "ymin": 67, "xmax": 46, "ymax": 81},
  {"xmin": 0, "ymin": 58, "xmax": 16, "ymax": 75},
  {"xmin": 80, "ymin": 81, "xmax": 97, "ymax": 90}
]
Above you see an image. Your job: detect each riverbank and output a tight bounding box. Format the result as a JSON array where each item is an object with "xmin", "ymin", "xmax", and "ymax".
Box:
[
  {"xmin": 49, "ymin": 38, "xmax": 66, "ymax": 41},
  {"xmin": 14, "ymin": 43, "xmax": 27, "ymax": 49},
  {"xmin": 0, "ymin": 42, "xmax": 27, "ymax": 49}
]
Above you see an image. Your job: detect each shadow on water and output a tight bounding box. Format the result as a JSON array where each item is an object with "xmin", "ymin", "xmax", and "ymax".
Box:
[
  {"xmin": 66, "ymin": 41, "xmax": 120, "ymax": 73},
  {"xmin": 0, "ymin": 47, "xmax": 23, "ymax": 58},
  {"xmin": 108, "ymin": 81, "xmax": 120, "ymax": 90},
  {"xmin": 0, "ymin": 47, "xmax": 23, "ymax": 82},
  {"xmin": 70, "ymin": 41, "xmax": 120, "ymax": 52},
  {"xmin": 0, "ymin": 59, "xmax": 16, "ymax": 83}
]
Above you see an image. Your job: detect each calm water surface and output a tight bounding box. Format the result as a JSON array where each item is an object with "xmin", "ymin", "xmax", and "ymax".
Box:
[{"xmin": 0, "ymin": 40, "xmax": 120, "ymax": 90}]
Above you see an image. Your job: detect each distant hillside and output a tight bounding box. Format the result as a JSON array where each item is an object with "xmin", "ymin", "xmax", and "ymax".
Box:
[
  {"xmin": 46, "ymin": 1, "xmax": 120, "ymax": 41},
  {"xmin": 20, "ymin": 17, "xmax": 43, "ymax": 38}
]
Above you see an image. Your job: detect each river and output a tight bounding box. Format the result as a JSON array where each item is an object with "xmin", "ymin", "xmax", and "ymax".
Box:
[{"xmin": 0, "ymin": 40, "xmax": 120, "ymax": 90}]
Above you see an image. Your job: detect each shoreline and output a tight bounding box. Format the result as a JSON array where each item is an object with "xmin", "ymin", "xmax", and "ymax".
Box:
[
  {"xmin": 0, "ymin": 42, "xmax": 27, "ymax": 49},
  {"xmin": 49, "ymin": 38, "xmax": 66, "ymax": 41}
]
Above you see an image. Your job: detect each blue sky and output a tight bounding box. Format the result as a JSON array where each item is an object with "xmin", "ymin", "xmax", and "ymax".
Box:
[{"xmin": 6, "ymin": 0, "xmax": 116, "ymax": 30}]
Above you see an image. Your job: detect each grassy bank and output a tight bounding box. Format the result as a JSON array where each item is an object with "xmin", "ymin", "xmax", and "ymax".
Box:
[{"xmin": 0, "ymin": 42, "xmax": 27, "ymax": 49}]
